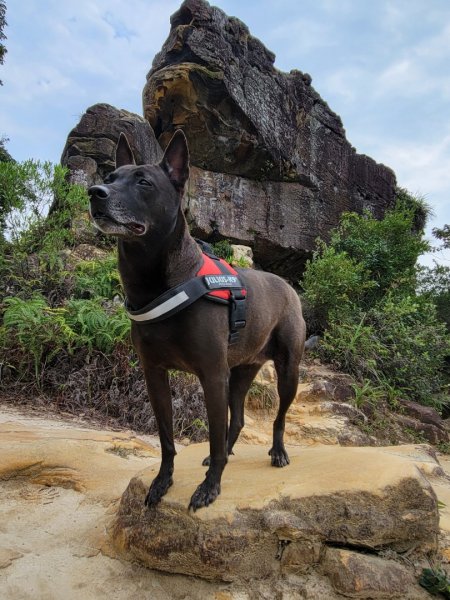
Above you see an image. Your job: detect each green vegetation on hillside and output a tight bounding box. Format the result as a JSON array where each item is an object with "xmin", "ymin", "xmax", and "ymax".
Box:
[
  {"xmin": 0, "ymin": 160, "xmax": 449, "ymax": 436},
  {"xmin": 301, "ymin": 190, "xmax": 450, "ymax": 409},
  {"xmin": 0, "ymin": 159, "xmax": 208, "ymax": 439}
]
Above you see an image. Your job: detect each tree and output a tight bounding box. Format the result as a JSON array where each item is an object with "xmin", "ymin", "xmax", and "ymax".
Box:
[
  {"xmin": 0, "ymin": 1, "xmax": 6, "ymax": 85},
  {"xmin": 301, "ymin": 192, "xmax": 450, "ymax": 406},
  {"xmin": 433, "ymin": 224, "xmax": 450, "ymax": 250},
  {"xmin": 0, "ymin": 135, "xmax": 13, "ymax": 163}
]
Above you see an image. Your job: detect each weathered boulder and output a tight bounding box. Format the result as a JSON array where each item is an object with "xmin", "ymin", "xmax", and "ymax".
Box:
[
  {"xmin": 61, "ymin": 103, "xmax": 163, "ymax": 187},
  {"xmin": 143, "ymin": 0, "xmax": 397, "ymax": 277},
  {"xmin": 111, "ymin": 442, "xmax": 439, "ymax": 586},
  {"xmin": 321, "ymin": 548, "xmax": 426, "ymax": 599}
]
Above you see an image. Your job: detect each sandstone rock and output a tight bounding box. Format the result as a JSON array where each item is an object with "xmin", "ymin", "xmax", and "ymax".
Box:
[
  {"xmin": 61, "ymin": 103, "xmax": 163, "ymax": 188},
  {"xmin": 231, "ymin": 244, "xmax": 253, "ymax": 268},
  {"xmin": 0, "ymin": 413, "xmax": 235, "ymax": 600},
  {"xmin": 254, "ymin": 360, "xmax": 276, "ymax": 387},
  {"xmin": 321, "ymin": 548, "xmax": 428, "ymax": 599},
  {"xmin": 0, "ymin": 548, "xmax": 23, "ymax": 570},
  {"xmin": 0, "ymin": 420, "xmax": 159, "ymax": 502},
  {"xmin": 111, "ymin": 443, "xmax": 439, "ymax": 582},
  {"xmin": 1, "ymin": 408, "xmax": 447, "ymax": 599},
  {"xmin": 144, "ymin": 0, "xmax": 397, "ymax": 277},
  {"xmin": 395, "ymin": 414, "xmax": 449, "ymax": 445},
  {"xmin": 63, "ymin": 243, "xmax": 110, "ymax": 271},
  {"xmin": 400, "ymin": 399, "xmax": 447, "ymax": 431}
]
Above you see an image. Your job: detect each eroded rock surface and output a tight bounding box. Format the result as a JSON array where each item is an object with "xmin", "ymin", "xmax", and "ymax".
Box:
[
  {"xmin": 0, "ymin": 406, "xmax": 446, "ymax": 600},
  {"xmin": 143, "ymin": 0, "xmax": 397, "ymax": 277},
  {"xmin": 61, "ymin": 103, "xmax": 163, "ymax": 187},
  {"xmin": 112, "ymin": 442, "xmax": 438, "ymax": 587}
]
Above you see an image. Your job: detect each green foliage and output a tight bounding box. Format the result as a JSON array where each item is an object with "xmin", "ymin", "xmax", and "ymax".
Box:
[
  {"xmin": 351, "ymin": 380, "xmax": 386, "ymax": 410},
  {"xmin": 331, "ymin": 204, "xmax": 429, "ymax": 303},
  {"xmin": 212, "ymin": 239, "xmax": 233, "ymax": 261},
  {"xmin": 232, "ymin": 256, "xmax": 251, "ymax": 268},
  {"xmin": 302, "ymin": 241, "xmax": 374, "ymax": 326},
  {"xmin": 64, "ymin": 299, "xmax": 130, "ymax": 354},
  {"xmin": 302, "ymin": 191, "xmax": 450, "ymax": 408},
  {"xmin": 73, "ymin": 256, "xmax": 122, "ymax": 300},
  {"xmin": 2, "ymin": 295, "xmax": 130, "ymax": 380},
  {"xmin": 0, "ymin": 1, "xmax": 6, "ymax": 84},
  {"xmin": 418, "ymin": 263, "xmax": 450, "ymax": 331},
  {"xmin": 2, "ymin": 295, "xmax": 76, "ymax": 380},
  {"xmin": 433, "ymin": 224, "xmax": 450, "ymax": 249},
  {"xmin": 0, "ymin": 160, "xmax": 89, "ymax": 299},
  {"xmin": 420, "ymin": 567, "xmax": 450, "ymax": 598},
  {"xmin": 320, "ymin": 295, "xmax": 449, "ymax": 405},
  {"xmin": 0, "ymin": 159, "xmax": 88, "ymax": 249},
  {"xmin": 0, "ymin": 159, "xmax": 129, "ymax": 380},
  {"xmin": 0, "ymin": 136, "xmax": 12, "ymax": 162}
]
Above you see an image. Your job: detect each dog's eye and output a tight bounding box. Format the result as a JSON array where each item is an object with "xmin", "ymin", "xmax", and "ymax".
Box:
[{"xmin": 138, "ymin": 179, "xmax": 153, "ymax": 188}]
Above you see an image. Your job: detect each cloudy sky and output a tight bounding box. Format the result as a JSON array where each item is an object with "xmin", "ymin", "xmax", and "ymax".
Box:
[{"xmin": 1, "ymin": 0, "xmax": 449, "ymax": 265}]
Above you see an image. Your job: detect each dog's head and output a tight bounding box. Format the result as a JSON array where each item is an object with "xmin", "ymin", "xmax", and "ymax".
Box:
[{"xmin": 88, "ymin": 130, "xmax": 189, "ymax": 240}]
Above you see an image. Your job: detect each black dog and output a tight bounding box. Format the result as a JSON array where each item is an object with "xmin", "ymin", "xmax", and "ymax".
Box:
[{"xmin": 88, "ymin": 131, "xmax": 306, "ymax": 510}]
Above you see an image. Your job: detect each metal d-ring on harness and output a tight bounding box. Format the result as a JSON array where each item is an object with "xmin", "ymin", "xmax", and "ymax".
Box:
[{"xmin": 125, "ymin": 241, "xmax": 247, "ymax": 344}]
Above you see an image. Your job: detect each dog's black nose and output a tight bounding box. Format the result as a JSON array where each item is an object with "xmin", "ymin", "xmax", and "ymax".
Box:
[{"xmin": 88, "ymin": 185, "xmax": 110, "ymax": 199}]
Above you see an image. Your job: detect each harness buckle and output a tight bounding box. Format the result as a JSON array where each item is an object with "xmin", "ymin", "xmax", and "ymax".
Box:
[{"xmin": 229, "ymin": 291, "xmax": 247, "ymax": 344}]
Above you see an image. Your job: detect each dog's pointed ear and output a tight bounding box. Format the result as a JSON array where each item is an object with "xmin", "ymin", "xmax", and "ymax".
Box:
[
  {"xmin": 115, "ymin": 133, "xmax": 136, "ymax": 168},
  {"xmin": 160, "ymin": 130, "xmax": 189, "ymax": 193}
]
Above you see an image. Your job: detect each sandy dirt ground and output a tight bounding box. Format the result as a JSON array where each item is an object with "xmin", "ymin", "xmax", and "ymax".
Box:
[
  {"xmin": 0, "ymin": 404, "xmax": 241, "ymax": 600},
  {"xmin": 1, "ymin": 402, "xmax": 450, "ymax": 600}
]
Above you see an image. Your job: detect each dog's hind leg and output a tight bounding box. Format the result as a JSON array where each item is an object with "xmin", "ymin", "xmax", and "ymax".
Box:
[
  {"xmin": 227, "ymin": 363, "xmax": 261, "ymax": 455},
  {"xmin": 202, "ymin": 363, "xmax": 261, "ymax": 466},
  {"xmin": 269, "ymin": 353, "xmax": 300, "ymax": 467},
  {"xmin": 142, "ymin": 367, "xmax": 176, "ymax": 507},
  {"xmin": 189, "ymin": 369, "xmax": 230, "ymax": 511}
]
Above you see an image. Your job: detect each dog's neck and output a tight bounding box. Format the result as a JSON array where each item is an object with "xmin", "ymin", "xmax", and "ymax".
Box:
[{"xmin": 118, "ymin": 210, "xmax": 203, "ymax": 310}]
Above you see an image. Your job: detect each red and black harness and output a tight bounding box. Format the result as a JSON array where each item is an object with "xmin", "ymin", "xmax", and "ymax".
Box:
[{"xmin": 125, "ymin": 245, "xmax": 247, "ymax": 344}]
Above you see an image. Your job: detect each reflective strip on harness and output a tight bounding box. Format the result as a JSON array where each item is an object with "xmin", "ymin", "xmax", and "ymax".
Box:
[{"xmin": 128, "ymin": 290, "xmax": 189, "ymax": 322}]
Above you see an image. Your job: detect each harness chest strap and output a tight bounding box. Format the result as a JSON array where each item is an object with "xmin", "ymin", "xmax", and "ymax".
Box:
[{"xmin": 125, "ymin": 252, "xmax": 247, "ymax": 343}]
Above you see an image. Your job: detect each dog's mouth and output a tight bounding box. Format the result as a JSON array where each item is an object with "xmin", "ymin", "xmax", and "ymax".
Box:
[{"xmin": 91, "ymin": 211, "xmax": 146, "ymax": 235}]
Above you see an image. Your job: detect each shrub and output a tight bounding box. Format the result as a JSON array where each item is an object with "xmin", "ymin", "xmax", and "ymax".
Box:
[
  {"xmin": 2, "ymin": 295, "xmax": 77, "ymax": 381},
  {"xmin": 320, "ymin": 295, "xmax": 449, "ymax": 405},
  {"xmin": 301, "ymin": 191, "xmax": 450, "ymax": 409},
  {"xmin": 212, "ymin": 239, "xmax": 233, "ymax": 261},
  {"xmin": 64, "ymin": 299, "xmax": 130, "ymax": 354},
  {"xmin": 302, "ymin": 241, "xmax": 374, "ymax": 328},
  {"xmin": 72, "ymin": 256, "xmax": 122, "ymax": 300},
  {"xmin": 0, "ymin": 160, "xmax": 89, "ymax": 300},
  {"xmin": 1, "ymin": 294, "xmax": 131, "ymax": 380}
]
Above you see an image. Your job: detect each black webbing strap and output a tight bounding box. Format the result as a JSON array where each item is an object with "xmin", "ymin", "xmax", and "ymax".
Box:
[{"xmin": 228, "ymin": 290, "xmax": 247, "ymax": 344}]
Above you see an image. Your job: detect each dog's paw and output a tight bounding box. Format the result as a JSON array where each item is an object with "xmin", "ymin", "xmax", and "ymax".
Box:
[
  {"xmin": 144, "ymin": 475, "xmax": 173, "ymax": 507},
  {"xmin": 188, "ymin": 480, "xmax": 221, "ymax": 511},
  {"xmin": 202, "ymin": 450, "xmax": 234, "ymax": 466},
  {"xmin": 268, "ymin": 446, "xmax": 290, "ymax": 468}
]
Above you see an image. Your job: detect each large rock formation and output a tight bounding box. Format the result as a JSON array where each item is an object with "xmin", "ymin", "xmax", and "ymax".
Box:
[
  {"xmin": 60, "ymin": 0, "xmax": 397, "ymax": 279},
  {"xmin": 60, "ymin": 103, "xmax": 163, "ymax": 188},
  {"xmin": 142, "ymin": 0, "xmax": 396, "ymax": 277}
]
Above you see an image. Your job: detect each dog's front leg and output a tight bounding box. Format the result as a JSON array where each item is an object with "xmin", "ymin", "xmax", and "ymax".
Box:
[
  {"xmin": 142, "ymin": 366, "xmax": 176, "ymax": 507},
  {"xmin": 189, "ymin": 371, "xmax": 230, "ymax": 511}
]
